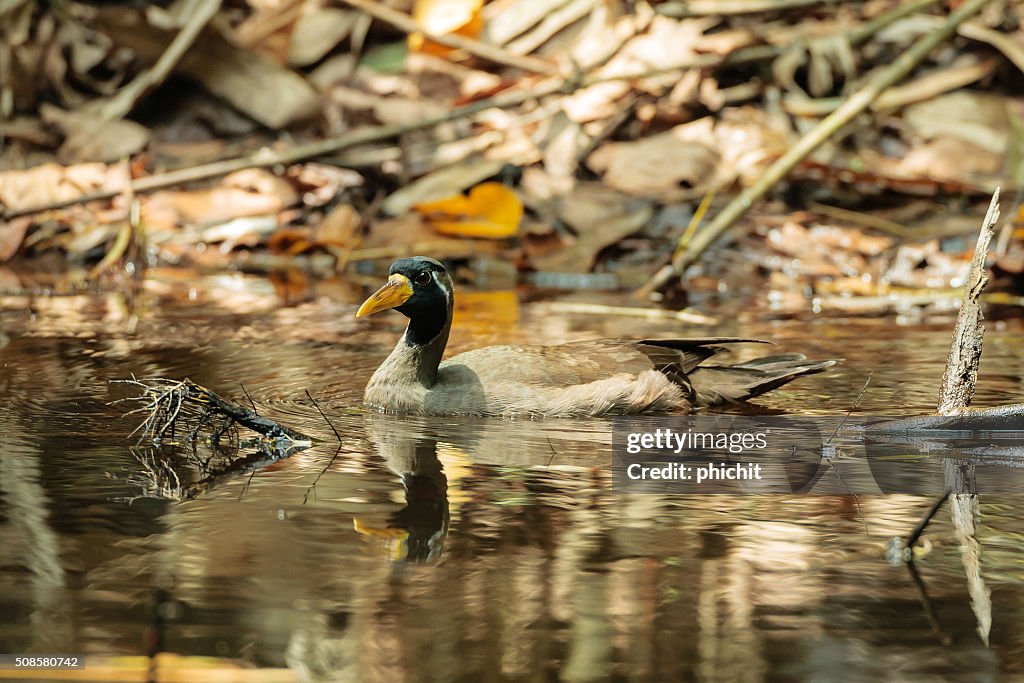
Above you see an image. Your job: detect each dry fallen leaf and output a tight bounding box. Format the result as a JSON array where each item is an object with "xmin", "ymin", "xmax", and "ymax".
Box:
[
  {"xmin": 409, "ymin": 0, "xmax": 484, "ymax": 55},
  {"xmin": 315, "ymin": 204, "xmax": 362, "ymax": 246},
  {"xmin": 903, "ymin": 90, "xmax": 1010, "ymax": 154},
  {"xmin": 41, "ymin": 105, "xmax": 149, "ymax": 163},
  {"xmin": 0, "ymin": 162, "xmax": 124, "ymax": 211},
  {"xmin": 143, "ymin": 169, "xmax": 299, "ymax": 230},
  {"xmin": 587, "ymin": 118, "xmax": 720, "ymax": 200},
  {"xmin": 97, "ymin": 8, "xmax": 319, "ymax": 129},
  {"xmin": 414, "ymin": 182, "xmax": 522, "ymax": 239},
  {"xmin": 900, "ymin": 138, "xmax": 1004, "ymax": 184},
  {"xmin": 0, "ymin": 217, "xmax": 32, "ymax": 262},
  {"xmin": 382, "ymin": 158, "xmax": 505, "ymax": 216},
  {"xmin": 286, "ymin": 163, "xmax": 364, "ymax": 207},
  {"xmin": 288, "ymin": 8, "xmax": 358, "ymax": 67},
  {"xmin": 529, "ymin": 183, "xmax": 654, "ymax": 273}
]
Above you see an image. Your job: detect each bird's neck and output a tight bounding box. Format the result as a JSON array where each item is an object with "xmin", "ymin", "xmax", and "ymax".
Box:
[{"xmin": 400, "ymin": 315, "xmax": 450, "ymax": 387}]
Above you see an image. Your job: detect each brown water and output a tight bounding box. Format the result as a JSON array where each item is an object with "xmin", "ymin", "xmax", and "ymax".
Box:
[{"xmin": 2, "ymin": 272, "xmax": 1024, "ymax": 682}]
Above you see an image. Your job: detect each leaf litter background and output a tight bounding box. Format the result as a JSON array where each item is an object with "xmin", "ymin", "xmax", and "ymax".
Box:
[{"xmin": 1, "ymin": 0, "xmax": 1024, "ymax": 317}]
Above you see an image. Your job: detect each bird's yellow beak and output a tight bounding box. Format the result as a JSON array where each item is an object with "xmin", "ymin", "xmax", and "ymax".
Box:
[{"xmin": 356, "ymin": 273, "xmax": 414, "ymax": 317}]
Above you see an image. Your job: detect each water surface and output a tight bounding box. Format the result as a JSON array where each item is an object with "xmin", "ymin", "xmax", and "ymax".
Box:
[{"xmin": 1, "ymin": 272, "xmax": 1023, "ymax": 681}]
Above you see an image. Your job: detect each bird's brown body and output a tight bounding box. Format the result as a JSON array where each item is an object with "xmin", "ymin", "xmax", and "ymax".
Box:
[{"xmin": 357, "ymin": 257, "xmax": 836, "ymax": 417}]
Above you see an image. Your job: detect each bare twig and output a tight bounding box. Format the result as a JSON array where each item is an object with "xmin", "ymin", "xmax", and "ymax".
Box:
[
  {"xmin": 305, "ymin": 389, "xmax": 341, "ymax": 443},
  {"xmin": 658, "ymin": 0, "xmax": 836, "ymax": 17},
  {"xmin": 638, "ymin": 0, "xmax": 994, "ymax": 295}
]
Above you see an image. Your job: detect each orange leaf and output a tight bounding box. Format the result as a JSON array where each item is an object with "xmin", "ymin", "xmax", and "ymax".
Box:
[
  {"xmin": 408, "ymin": 0, "xmax": 484, "ymax": 55},
  {"xmin": 414, "ymin": 182, "xmax": 522, "ymax": 239}
]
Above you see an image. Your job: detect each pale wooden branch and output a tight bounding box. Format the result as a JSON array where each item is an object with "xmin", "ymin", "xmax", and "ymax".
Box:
[
  {"xmin": 337, "ymin": 0, "xmax": 557, "ymax": 74},
  {"xmin": 937, "ymin": 188, "xmax": 1000, "ymax": 415},
  {"xmin": 638, "ymin": 0, "xmax": 994, "ymax": 296}
]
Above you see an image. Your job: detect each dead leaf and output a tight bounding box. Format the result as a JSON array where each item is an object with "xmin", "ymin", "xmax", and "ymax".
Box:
[
  {"xmin": 315, "ymin": 204, "xmax": 362, "ymax": 246},
  {"xmin": 562, "ymin": 15, "xmax": 710, "ymax": 123},
  {"xmin": 409, "ymin": 0, "xmax": 484, "ymax": 55},
  {"xmin": 0, "ymin": 217, "xmax": 32, "ymax": 262},
  {"xmin": 808, "ymin": 225, "xmax": 893, "ymax": 256},
  {"xmin": 382, "ymin": 158, "xmax": 504, "ymax": 215},
  {"xmin": 143, "ymin": 169, "xmax": 298, "ymax": 229},
  {"xmin": 530, "ymin": 184, "xmax": 654, "ymax": 272},
  {"xmin": 288, "ymin": 8, "xmax": 358, "ymax": 67},
  {"xmin": 0, "ymin": 162, "xmax": 124, "ymax": 212},
  {"xmin": 714, "ymin": 107, "xmax": 793, "ymax": 187},
  {"xmin": 0, "ymin": 117, "xmax": 59, "ymax": 147},
  {"xmin": 587, "ymin": 118, "xmax": 720, "ymax": 200},
  {"xmin": 232, "ymin": 0, "xmax": 304, "ymax": 64},
  {"xmin": 900, "ymin": 138, "xmax": 1004, "ymax": 183},
  {"xmin": 414, "ymin": 182, "xmax": 522, "ymax": 239},
  {"xmin": 97, "ymin": 8, "xmax": 319, "ymax": 129},
  {"xmin": 356, "ymin": 212, "xmax": 500, "ymax": 260},
  {"xmin": 286, "ymin": 163, "xmax": 364, "ymax": 207},
  {"xmin": 41, "ymin": 105, "xmax": 149, "ymax": 163},
  {"xmin": 766, "ymin": 221, "xmax": 846, "ymax": 277},
  {"xmin": 483, "ymin": 0, "xmax": 568, "ymax": 46},
  {"xmin": 903, "ymin": 90, "xmax": 1010, "ymax": 155}
]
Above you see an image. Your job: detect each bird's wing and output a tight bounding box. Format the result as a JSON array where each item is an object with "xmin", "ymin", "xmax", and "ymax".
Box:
[{"xmin": 441, "ymin": 338, "xmax": 762, "ymax": 389}]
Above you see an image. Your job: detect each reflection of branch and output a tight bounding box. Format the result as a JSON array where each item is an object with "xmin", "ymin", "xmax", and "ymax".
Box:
[
  {"xmin": 906, "ymin": 559, "xmax": 953, "ymax": 646},
  {"xmin": 905, "ymin": 491, "xmax": 950, "ymax": 551},
  {"xmin": 124, "ymin": 441, "xmax": 308, "ymax": 502}
]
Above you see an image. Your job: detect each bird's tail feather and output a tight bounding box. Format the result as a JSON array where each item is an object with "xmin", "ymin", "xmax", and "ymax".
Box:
[{"xmin": 688, "ymin": 355, "xmax": 837, "ymax": 407}]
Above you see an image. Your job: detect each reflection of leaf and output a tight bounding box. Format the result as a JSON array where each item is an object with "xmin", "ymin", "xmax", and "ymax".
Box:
[
  {"xmin": 453, "ymin": 290, "xmax": 520, "ymax": 332},
  {"xmin": 409, "ymin": 0, "xmax": 484, "ymax": 55},
  {"xmin": 414, "ymin": 182, "xmax": 522, "ymax": 239}
]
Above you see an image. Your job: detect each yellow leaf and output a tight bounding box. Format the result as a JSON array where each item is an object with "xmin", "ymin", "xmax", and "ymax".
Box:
[
  {"xmin": 413, "ymin": 182, "xmax": 522, "ymax": 239},
  {"xmin": 408, "ymin": 0, "xmax": 484, "ymax": 55}
]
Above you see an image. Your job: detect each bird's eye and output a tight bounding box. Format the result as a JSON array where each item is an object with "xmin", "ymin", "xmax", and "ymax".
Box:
[{"xmin": 413, "ymin": 271, "xmax": 432, "ymax": 286}]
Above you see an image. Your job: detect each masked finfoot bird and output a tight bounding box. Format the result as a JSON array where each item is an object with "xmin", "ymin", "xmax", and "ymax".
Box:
[{"xmin": 356, "ymin": 257, "xmax": 836, "ymax": 417}]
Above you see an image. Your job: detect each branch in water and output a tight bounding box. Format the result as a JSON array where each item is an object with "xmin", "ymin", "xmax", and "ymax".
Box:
[{"xmin": 111, "ymin": 377, "xmax": 311, "ymax": 446}]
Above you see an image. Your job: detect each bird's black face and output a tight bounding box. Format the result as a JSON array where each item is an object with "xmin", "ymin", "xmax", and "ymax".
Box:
[{"xmin": 356, "ymin": 257, "xmax": 453, "ymax": 344}]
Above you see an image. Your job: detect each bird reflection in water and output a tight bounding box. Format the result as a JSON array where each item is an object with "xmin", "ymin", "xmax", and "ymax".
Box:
[{"xmin": 354, "ymin": 414, "xmax": 451, "ymax": 563}]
